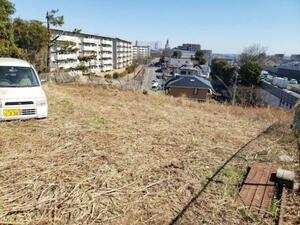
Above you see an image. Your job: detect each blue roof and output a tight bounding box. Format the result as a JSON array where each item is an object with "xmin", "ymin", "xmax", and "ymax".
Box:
[{"xmin": 166, "ymin": 75, "xmax": 213, "ymax": 89}]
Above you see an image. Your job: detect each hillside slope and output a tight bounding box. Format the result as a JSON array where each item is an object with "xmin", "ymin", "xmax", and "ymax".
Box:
[{"xmin": 0, "ymin": 84, "xmax": 298, "ymax": 225}]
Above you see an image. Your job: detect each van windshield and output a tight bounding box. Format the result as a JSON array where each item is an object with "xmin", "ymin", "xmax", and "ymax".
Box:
[{"xmin": 0, "ymin": 66, "xmax": 39, "ymax": 87}]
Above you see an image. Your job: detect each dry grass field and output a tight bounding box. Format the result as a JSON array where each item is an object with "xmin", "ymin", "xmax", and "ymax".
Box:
[{"xmin": 0, "ymin": 84, "xmax": 298, "ymax": 225}]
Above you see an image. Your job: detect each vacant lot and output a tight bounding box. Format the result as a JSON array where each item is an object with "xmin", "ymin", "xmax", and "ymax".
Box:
[{"xmin": 0, "ymin": 84, "xmax": 298, "ymax": 225}]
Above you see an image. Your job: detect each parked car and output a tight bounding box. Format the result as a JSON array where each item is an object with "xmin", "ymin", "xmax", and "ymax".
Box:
[
  {"xmin": 289, "ymin": 79, "xmax": 298, "ymax": 85},
  {"xmin": 152, "ymin": 82, "xmax": 159, "ymax": 89},
  {"xmin": 0, "ymin": 58, "xmax": 48, "ymax": 121},
  {"xmin": 154, "ymin": 62, "xmax": 161, "ymax": 67}
]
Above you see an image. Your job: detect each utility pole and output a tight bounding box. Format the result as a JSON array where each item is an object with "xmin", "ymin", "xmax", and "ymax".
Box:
[
  {"xmin": 232, "ymin": 71, "xmax": 238, "ymax": 105},
  {"xmin": 46, "ymin": 12, "xmax": 51, "ymax": 71}
]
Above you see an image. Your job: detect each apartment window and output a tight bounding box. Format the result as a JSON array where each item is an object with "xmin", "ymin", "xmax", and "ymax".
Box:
[{"xmin": 193, "ymin": 88, "xmax": 198, "ymax": 95}]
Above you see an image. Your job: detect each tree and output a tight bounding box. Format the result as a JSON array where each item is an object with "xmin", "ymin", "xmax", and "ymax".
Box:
[
  {"xmin": 162, "ymin": 48, "xmax": 172, "ymax": 58},
  {"xmin": 211, "ymin": 59, "xmax": 236, "ymax": 86},
  {"xmin": 172, "ymin": 50, "xmax": 182, "ymax": 59},
  {"xmin": 13, "ymin": 18, "xmax": 49, "ymax": 71},
  {"xmin": 193, "ymin": 49, "xmax": 206, "ymax": 65},
  {"xmin": 239, "ymin": 44, "xmax": 267, "ymax": 66},
  {"xmin": 46, "ymin": 9, "xmax": 64, "ymax": 70},
  {"xmin": 159, "ymin": 56, "xmax": 165, "ymax": 64},
  {"xmin": 57, "ymin": 41, "xmax": 78, "ymax": 54},
  {"xmin": 239, "ymin": 60, "xmax": 262, "ymax": 86},
  {"xmin": 0, "ymin": 0, "xmax": 25, "ymax": 58},
  {"xmin": 76, "ymin": 54, "xmax": 97, "ymax": 74}
]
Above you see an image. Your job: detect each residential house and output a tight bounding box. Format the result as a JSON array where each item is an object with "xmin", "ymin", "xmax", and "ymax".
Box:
[
  {"xmin": 165, "ymin": 75, "xmax": 214, "ymax": 100},
  {"xmin": 178, "ymin": 65, "xmax": 198, "ymax": 76},
  {"xmin": 194, "ymin": 65, "xmax": 211, "ymax": 78},
  {"xmin": 166, "ymin": 58, "xmax": 193, "ymax": 69}
]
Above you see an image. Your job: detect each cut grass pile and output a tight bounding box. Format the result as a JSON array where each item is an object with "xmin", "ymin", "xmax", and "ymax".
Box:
[{"xmin": 0, "ymin": 83, "xmax": 298, "ymax": 225}]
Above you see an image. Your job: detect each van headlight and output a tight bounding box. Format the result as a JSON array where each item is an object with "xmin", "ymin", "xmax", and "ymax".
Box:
[{"xmin": 36, "ymin": 99, "xmax": 47, "ymax": 106}]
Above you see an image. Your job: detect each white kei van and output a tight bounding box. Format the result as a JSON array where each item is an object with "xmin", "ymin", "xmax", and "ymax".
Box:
[{"xmin": 0, "ymin": 58, "xmax": 48, "ymax": 121}]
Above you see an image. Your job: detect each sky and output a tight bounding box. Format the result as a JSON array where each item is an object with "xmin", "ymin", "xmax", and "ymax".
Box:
[{"xmin": 11, "ymin": 0, "xmax": 300, "ymax": 55}]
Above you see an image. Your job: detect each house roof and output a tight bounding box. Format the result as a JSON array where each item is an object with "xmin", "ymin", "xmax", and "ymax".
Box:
[
  {"xmin": 180, "ymin": 65, "xmax": 197, "ymax": 71},
  {"xmin": 166, "ymin": 75, "xmax": 213, "ymax": 89},
  {"xmin": 168, "ymin": 58, "xmax": 192, "ymax": 66}
]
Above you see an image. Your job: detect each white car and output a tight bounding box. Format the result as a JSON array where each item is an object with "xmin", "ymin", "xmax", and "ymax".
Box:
[
  {"xmin": 0, "ymin": 58, "xmax": 48, "ymax": 121},
  {"xmin": 152, "ymin": 82, "xmax": 159, "ymax": 89}
]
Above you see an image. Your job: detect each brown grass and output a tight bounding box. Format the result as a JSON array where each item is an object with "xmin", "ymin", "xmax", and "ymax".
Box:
[{"xmin": 0, "ymin": 83, "xmax": 297, "ymax": 225}]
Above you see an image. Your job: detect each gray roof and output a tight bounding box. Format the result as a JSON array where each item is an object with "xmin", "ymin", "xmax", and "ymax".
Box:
[
  {"xmin": 166, "ymin": 75, "xmax": 213, "ymax": 89},
  {"xmin": 168, "ymin": 58, "xmax": 192, "ymax": 65}
]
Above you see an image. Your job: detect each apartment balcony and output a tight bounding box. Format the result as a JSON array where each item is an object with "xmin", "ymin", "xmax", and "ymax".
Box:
[
  {"xmin": 102, "ymin": 59, "xmax": 113, "ymax": 65},
  {"xmin": 102, "ymin": 53, "xmax": 112, "ymax": 58},
  {"xmin": 83, "ymin": 38, "xmax": 99, "ymax": 45},
  {"xmin": 57, "ymin": 35, "xmax": 80, "ymax": 43},
  {"xmin": 82, "ymin": 45, "xmax": 98, "ymax": 52},
  {"xmin": 102, "ymin": 46, "xmax": 112, "ymax": 52},
  {"xmin": 54, "ymin": 54, "xmax": 78, "ymax": 61},
  {"xmin": 55, "ymin": 62, "xmax": 78, "ymax": 69},
  {"xmin": 102, "ymin": 40, "xmax": 112, "ymax": 46}
]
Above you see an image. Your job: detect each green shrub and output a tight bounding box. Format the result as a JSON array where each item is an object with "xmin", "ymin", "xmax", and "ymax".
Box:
[
  {"xmin": 126, "ymin": 63, "xmax": 138, "ymax": 74},
  {"xmin": 113, "ymin": 72, "xmax": 120, "ymax": 79},
  {"xmin": 74, "ymin": 64, "xmax": 89, "ymax": 72},
  {"xmin": 120, "ymin": 71, "xmax": 127, "ymax": 77}
]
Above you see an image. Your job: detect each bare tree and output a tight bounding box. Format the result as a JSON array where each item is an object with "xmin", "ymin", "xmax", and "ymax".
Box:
[{"xmin": 239, "ymin": 44, "xmax": 267, "ymax": 66}]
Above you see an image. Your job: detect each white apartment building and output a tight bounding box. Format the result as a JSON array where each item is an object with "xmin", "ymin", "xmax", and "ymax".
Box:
[
  {"xmin": 113, "ymin": 38, "xmax": 132, "ymax": 69},
  {"xmin": 50, "ymin": 29, "xmax": 132, "ymax": 73},
  {"xmin": 132, "ymin": 45, "xmax": 150, "ymax": 60}
]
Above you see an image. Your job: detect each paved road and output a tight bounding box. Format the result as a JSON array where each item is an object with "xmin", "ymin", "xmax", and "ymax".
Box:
[{"xmin": 142, "ymin": 66, "xmax": 156, "ymax": 90}]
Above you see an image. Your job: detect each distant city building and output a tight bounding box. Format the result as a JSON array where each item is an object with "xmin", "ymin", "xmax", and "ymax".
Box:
[
  {"xmin": 150, "ymin": 49, "xmax": 162, "ymax": 57},
  {"xmin": 172, "ymin": 49, "xmax": 195, "ymax": 59},
  {"xmin": 132, "ymin": 45, "xmax": 150, "ymax": 60},
  {"xmin": 274, "ymin": 54, "xmax": 284, "ymax": 59},
  {"xmin": 50, "ymin": 29, "xmax": 132, "ymax": 72},
  {"xmin": 171, "ymin": 48, "xmax": 212, "ymax": 65},
  {"xmin": 291, "ymin": 54, "xmax": 300, "ymax": 61},
  {"xmin": 177, "ymin": 43, "xmax": 201, "ymax": 52},
  {"xmin": 266, "ymin": 62, "xmax": 300, "ymax": 82},
  {"xmin": 165, "ymin": 39, "xmax": 170, "ymax": 49},
  {"xmin": 212, "ymin": 54, "xmax": 238, "ymax": 66}
]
